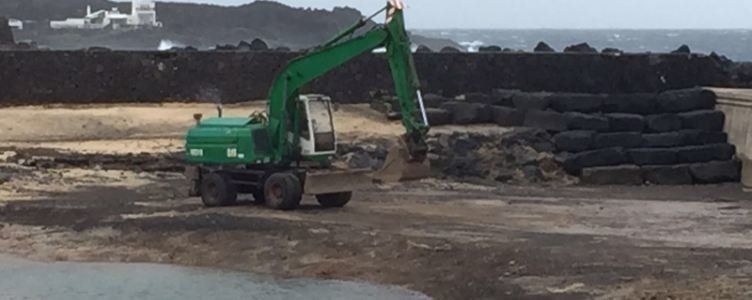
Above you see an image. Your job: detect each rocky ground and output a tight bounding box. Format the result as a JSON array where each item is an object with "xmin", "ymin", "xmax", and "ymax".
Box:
[{"xmin": 1, "ymin": 103, "xmax": 752, "ymax": 299}]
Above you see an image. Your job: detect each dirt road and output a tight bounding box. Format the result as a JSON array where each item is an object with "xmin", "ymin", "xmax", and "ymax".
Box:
[{"xmin": 1, "ymin": 103, "xmax": 751, "ymax": 299}]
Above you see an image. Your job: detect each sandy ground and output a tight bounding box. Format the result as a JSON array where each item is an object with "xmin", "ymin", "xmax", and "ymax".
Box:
[
  {"xmin": 0, "ymin": 102, "xmax": 404, "ymax": 153},
  {"xmin": 1, "ymin": 103, "xmax": 752, "ymax": 299}
]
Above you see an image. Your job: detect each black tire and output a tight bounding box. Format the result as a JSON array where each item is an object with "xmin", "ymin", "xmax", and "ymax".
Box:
[
  {"xmin": 200, "ymin": 172, "xmax": 237, "ymax": 207},
  {"xmin": 264, "ymin": 173, "xmax": 302, "ymax": 210},
  {"xmin": 316, "ymin": 192, "xmax": 352, "ymax": 208}
]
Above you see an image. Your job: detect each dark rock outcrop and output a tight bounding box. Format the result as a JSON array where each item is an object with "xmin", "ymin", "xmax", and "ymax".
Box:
[
  {"xmin": 564, "ymin": 43, "xmax": 598, "ymax": 53},
  {"xmin": 478, "ymin": 45, "xmax": 502, "ymax": 53},
  {"xmin": 672, "ymin": 44, "xmax": 691, "ymax": 54},
  {"xmin": 236, "ymin": 39, "xmax": 268, "ymax": 51},
  {"xmin": 249, "ymin": 38, "xmax": 269, "ymax": 50},
  {"xmin": 440, "ymin": 46, "xmax": 461, "ymax": 53},
  {"xmin": 533, "ymin": 42, "xmax": 555, "ymax": 53},
  {"xmin": 601, "ymin": 48, "xmax": 623, "ymax": 55},
  {"xmin": 415, "ymin": 45, "xmax": 433, "ymax": 53}
]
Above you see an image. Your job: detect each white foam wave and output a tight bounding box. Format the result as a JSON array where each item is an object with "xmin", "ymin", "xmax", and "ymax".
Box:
[
  {"xmin": 459, "ymin": 40, "xmax": 485, "ymax": 52},
  {"xmin": 158, "ymin": 39, "xmax": 186, "ymax": 51}
]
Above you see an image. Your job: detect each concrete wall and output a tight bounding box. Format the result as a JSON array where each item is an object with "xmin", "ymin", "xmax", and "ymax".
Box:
[
  {"xmin": 0, "ymin": 51, "xmax": 731, "ymax": 106},
  {"xmin": 713, "ymin": 88, "xmax": 752, "ymax": 157}
]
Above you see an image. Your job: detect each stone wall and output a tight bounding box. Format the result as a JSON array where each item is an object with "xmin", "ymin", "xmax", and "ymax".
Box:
[
  {"xmin": 0, "ymin": 17, "xmax": 13, "ymax": 45},
  {"xmin": 388, "ymin": 88, "xmax": 741, "ymax": 185},
  {"xmin": 0, "ymin": 50, "xmax": 731, "ymax": 106}
]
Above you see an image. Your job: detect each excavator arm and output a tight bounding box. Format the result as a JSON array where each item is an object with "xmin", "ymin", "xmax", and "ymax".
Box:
[{"xmin": 266, "ymin": 2, "xmax": 429, "ymax": 163}]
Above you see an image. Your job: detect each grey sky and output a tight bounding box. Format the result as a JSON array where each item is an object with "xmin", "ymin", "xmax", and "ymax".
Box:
[{"xmin": 156, "ymin": 0, "xmax": 752, "ymax": 29}]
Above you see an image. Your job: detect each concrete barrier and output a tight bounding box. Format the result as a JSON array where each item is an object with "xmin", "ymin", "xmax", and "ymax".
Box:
[{"xmin": 712, "ymin": 88, "xmax": 752, "ymax": 190}]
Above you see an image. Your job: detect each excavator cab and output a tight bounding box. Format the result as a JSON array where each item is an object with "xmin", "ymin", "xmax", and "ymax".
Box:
[{"xmin": 296, "ymin": 94, "xmax": 337, "ymax": 157}]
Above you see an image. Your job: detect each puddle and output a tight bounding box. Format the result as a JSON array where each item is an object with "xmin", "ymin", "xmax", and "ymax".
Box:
[{"xmin": 0, "ymin": 255, "xmax": 430, "ymax": 300}]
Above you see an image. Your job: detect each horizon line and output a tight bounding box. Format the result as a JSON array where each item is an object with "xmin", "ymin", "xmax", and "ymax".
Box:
[{"xmin": 409, "ymin": 27, "xmax": 752, "ymax": 31}]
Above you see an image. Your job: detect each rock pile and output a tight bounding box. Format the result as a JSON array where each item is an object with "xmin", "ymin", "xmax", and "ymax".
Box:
[
  {"xmin": 333, "ymin": 128, "xmax": 573, "ymax": 185},
  {"xmin": 427, "ymin": 129, "xmax": 574, "ymax": 184}
]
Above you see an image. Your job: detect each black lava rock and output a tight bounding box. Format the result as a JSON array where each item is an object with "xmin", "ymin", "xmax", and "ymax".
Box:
[
  {"xmin": 581, "ymin": 165, "xmax": 643, "ymax": 185},
  {"xmin": 533, "ymin": 42, "xmax": 556, "ymax": 52},
  {"xmin": 553, "ymin": 131, "xmax": 595, "ymax": 152},
  {"xmin": 564, "ymin": 43, "xmax": 598, "ymax": 53},
  {"xmin": 440, "ymin": 46, "xmax": 461, "ymax": 53},
  {"xmin": 671, "ymin": 44, "xmax": 691, "ymax": 54},
  {"xmin": 478, "ymin": 45, "xmax": 502, "ymax": 52}
]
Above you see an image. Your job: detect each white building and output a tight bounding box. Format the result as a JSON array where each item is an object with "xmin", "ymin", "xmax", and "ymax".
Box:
[
  {"xmin": 8, "ymin": 19, "xmax": 23, "ymax": 30},
  {"xmin": 50, "ymin": 0, "xmax": 162, "ymax": 30}
]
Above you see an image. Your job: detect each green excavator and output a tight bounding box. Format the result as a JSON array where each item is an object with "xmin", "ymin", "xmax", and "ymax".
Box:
[{"xmin": 184, "ymin": 1, "xmax": 430, "ymax": 210}]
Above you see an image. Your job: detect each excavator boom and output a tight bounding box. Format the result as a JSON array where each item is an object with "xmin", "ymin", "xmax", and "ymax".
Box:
[{"xmin": 265, "ymin": 2, "xmax": 430, "ymax": 165}]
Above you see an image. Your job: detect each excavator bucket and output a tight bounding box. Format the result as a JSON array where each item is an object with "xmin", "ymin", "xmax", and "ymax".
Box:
[
  {"xmin": 371, "ymin": 143, "xmax": 432, "ymax": 183},
  {"xmin": 304, "ymin": 168, "xmax": 373, "ymax": 195}
]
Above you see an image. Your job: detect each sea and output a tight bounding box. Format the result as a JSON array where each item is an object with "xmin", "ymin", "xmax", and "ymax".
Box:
[{"xmin": 413, "ymin": 29, "xmax": 752, "ymax": 62}]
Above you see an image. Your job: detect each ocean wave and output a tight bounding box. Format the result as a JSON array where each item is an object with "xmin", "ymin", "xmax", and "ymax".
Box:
[
  {"xmin": 413, "ymin": 29, "xmax": 752, "ymax": 61},
  {"xmin": 158, "ymin": 39, "xmax": 185, "ymax": 51},
  {"xmin": 459, "ymin": 40, "xmax": 485, "ymax": 52}
]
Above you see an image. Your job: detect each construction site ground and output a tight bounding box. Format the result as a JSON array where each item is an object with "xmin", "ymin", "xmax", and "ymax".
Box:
[{"xmin": 1, "ymin": 103, "xmax": 751, "ymax": 300}]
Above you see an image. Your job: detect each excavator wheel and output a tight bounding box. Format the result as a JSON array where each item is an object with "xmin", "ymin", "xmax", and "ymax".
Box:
[
  {"xmin": 316, "ymin": 192, "xmax": 352, "ymax": 208},
  {"xmin": 200, "ymin": 172, "xmax": 238, "ymax": 207},
  {"xmin": 264, "ymin": 173, "xmax": 303, "ymax": 210}
]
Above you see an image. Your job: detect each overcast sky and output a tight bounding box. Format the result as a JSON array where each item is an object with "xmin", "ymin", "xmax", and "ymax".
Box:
[{"xmin": 155, "ymin": 0, "xmax": 752, "ymax": 29}]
